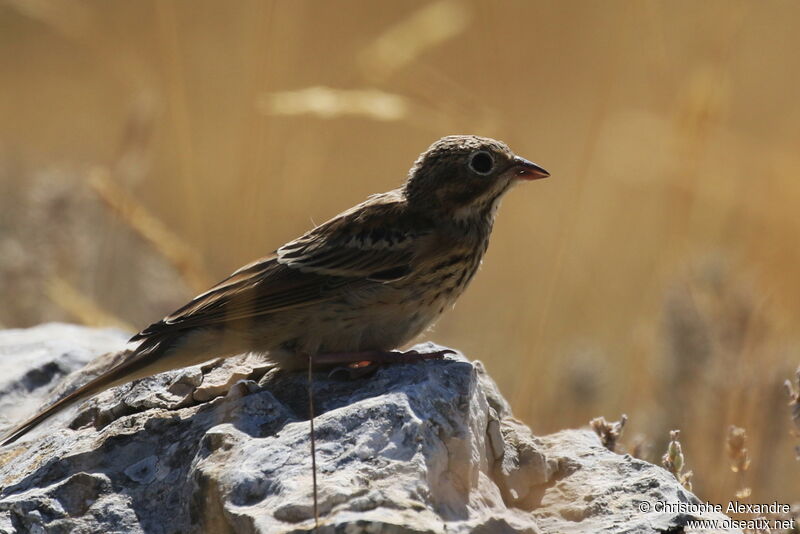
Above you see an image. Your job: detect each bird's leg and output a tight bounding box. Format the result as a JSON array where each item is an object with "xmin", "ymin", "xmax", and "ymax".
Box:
[{"xmin": 312, "ymin": 348, "xmax": 455, "ymax": 367}]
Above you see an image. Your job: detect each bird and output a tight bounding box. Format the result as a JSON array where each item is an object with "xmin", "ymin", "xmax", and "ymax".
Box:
[{"xmin": 1, "ymin": 134, "xmax": 549, "ymax": 446}]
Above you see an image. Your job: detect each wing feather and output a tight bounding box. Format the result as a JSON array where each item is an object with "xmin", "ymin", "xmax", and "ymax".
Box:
[{"xmin": 277, "ymin": 192, "xmax": 426, "ymax": 277}]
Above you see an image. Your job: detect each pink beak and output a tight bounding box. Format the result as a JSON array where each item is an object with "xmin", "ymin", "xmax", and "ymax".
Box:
[{"xmin": 512, "ymin": 156, "xmax": 550, "ymax": 180}]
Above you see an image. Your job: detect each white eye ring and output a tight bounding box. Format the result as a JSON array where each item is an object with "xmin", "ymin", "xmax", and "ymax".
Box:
[{"xmin": 468, "ymin": 151, "xmax": 495, "ymax": 175}]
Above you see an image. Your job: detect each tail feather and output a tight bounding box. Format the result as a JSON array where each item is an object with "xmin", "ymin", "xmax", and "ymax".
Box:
[
  {"xmin": 1, "ymin": 341, "xmax": 169, "ymax": 446},
  {"xmin": 1, "ymin": 385, "xmax": 96, "ymax": 446}
]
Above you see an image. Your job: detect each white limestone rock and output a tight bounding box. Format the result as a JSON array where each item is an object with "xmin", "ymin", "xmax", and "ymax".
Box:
[{"xmin": 0, "ymin": 324, "xmax": 739, "ymax": 533}]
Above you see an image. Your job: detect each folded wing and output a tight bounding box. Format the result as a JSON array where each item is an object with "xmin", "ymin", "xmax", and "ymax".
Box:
[{"xmin": 132, "ymin": 191, "xmax": 427, "ymax": 341}]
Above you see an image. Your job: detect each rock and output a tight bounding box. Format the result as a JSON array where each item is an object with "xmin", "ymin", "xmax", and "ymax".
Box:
[
  {"xmin": 0, "ymin": 324, "xmax": 129, "ymax": 433},
  {"xmin": 0, "ymin": 324, "xmax": 739, "ymax": 533}
]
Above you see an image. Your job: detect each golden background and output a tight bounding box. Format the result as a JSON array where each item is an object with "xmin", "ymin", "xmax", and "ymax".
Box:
[{"xmin": 1, "ymin": 0, "xmax": 798, "ymax": 508}]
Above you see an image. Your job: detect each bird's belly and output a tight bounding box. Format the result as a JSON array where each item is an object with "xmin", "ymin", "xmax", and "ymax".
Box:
[
  {"xmin": 275, "ymin": 253, "xmax": 481, "ymax": 358},
  {"xmin": 314, "ymin": 300, "xmax": 442, "ymax": 354},
  {"xmin": 277, "ymin": 284, "xmax": 446, "ymax": 356}
]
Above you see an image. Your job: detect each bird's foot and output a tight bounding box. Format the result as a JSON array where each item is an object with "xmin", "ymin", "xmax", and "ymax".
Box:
[
  {"xmin": 316, "ymin": 348, "xmax": 455, "ymax": 380},
  {"xmin": 328, "ymin": 361, "xmax": 380, "ymax": 380},
  {"xmin": 314, "ymin": 348, "xmax": 454, "ymax": 366}
]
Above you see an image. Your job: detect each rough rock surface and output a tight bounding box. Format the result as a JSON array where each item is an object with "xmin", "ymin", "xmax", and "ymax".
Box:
[{"xmin": 0, "ymin": 324, "xmax": 739, "ymax": 533}]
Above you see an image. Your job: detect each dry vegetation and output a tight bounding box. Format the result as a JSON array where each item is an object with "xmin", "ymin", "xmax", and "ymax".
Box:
[{"xmin": 0, "ymin": 0, "xmax": 798, "ymax": 517}]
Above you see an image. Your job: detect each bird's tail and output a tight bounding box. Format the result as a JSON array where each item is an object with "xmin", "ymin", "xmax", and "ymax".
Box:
[{"xmin": 1, "ymin": 339, "xmax": 171, "ymax": 446}]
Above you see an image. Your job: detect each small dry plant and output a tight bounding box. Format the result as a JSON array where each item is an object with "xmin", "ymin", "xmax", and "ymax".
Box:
[
  {"xmin": 590, "ymin": 414, "xmax": 627, "ymax": 453},
  {"xmin": 785, "ymin": 367, "xmax": 800, "ymax": 461},
  {"xmin": 662, "ymin": 430, "xmax": 693, "ymax": 491},
  {"xmin": 726, "ymin": 425, "xmax": 752, "ymax": 500}
]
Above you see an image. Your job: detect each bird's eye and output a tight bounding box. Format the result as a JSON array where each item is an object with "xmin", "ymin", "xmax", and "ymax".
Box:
[{"xmin": 469, "ymin": 151, "xmax": 494, "ymax": 175}]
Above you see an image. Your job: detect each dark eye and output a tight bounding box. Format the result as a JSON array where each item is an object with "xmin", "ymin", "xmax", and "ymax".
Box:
[{"xmin": 469, "ymin": 151, "xmax": 494, "ymax": 175}]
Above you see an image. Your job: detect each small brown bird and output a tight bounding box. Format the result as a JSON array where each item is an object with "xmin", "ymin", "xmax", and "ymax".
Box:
[{"xmin": 2, "ymin": 135, "xmax": 548, "ymax": 445}]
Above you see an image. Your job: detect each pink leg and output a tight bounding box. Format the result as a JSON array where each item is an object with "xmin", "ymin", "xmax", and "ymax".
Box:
[{"xmin": 311, "ymin": 348, "xmax": 455, "ymax": 367}]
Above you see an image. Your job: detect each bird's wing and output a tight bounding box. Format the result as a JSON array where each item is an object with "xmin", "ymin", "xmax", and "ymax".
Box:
[
  {"xmin": 132, "ymin": 191, "xmax": 427, "ymax": 340},
  {"xmin": 276, "ymin": 192, "xmax": 428, "ymax": 280}
]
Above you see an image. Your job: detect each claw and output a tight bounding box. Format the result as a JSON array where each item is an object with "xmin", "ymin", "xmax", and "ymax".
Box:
[{"xmin": 399, "ymin": 348, "xmax": 455, "ymax": 362}]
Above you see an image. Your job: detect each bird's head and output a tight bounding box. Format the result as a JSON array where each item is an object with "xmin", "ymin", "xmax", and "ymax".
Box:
[{"xmin": 403, "ymin": 135, "xmax": 549, "ymax": 219}]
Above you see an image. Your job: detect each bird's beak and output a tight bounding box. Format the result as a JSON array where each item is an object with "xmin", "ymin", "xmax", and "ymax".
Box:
[{"xmin": 511, "ymin": 156, "xmax": 550, "ymax": 180}]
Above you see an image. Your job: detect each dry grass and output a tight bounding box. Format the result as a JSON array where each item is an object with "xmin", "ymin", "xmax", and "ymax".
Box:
[
  {"xmin": 0, "ymin": 0, "xmax": 798, "ymax": 510},
  {"xmin": 45, "ymin": 275, "xmax": 134, "ymax": 331},
  {"xmin": 590, "ymin": 414, "xmax": 627, "ymax": 453}
]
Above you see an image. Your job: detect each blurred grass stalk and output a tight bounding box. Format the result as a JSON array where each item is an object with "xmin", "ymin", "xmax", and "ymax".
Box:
[
  {"xmin": 46, "ymin": 276, "xmax": 134, "ymax": 332},
  {"xmin": 87, "ymin": 167, "xmax": 211, "ymax": 293},
  {"xmin": 258, "ymin": 87, "xmax": 410, "ymax": 121},
  {"xmin": 358, "ymin": 0, "xmax": 470, "ymax": 81}
]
